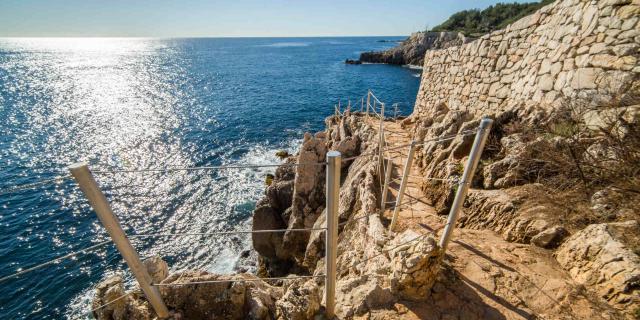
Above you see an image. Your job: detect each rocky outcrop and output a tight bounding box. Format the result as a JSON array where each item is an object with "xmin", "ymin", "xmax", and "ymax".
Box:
[
  {"xmin": 283, "ymin": 133, "xmax": 328, "ymax": 262},
  {"xmin": 92, "ymin": 276, "xmax": 154, "ymax": 320},
  {"xmin": 388, "ymin": 230, "xmax": 441, "ymax": 301},
  {"xmin": 556, "ymin": 220, "xmax": 640, "ymax": 310},
  {"xmin": 359, "ymin": 31, "xmax": 473, "ymax": 66},
  {"xmin": 275, "ymin": 279, "xmax": 321, "ymax": 320},
  {"xmin": 531, "ymin": 225, "xmax": 570, "ymax": 248},
  {"xmin": 143, "ymin": 255, "xmax": 169, "ymax": 283},
  {"xmin": 457, "ymin": 185, "xmax": 572, "ymax": 247},
  {"xmin": 93, "ymin": 269, "xmax": 283, "ymax": 320},
  {"xmin": 159, "ymin": 272, "xmax": 282, "ymax": 319},
  {"xmin": 252, "ymin": 132, "xmax": 329, "ymax": 275}
]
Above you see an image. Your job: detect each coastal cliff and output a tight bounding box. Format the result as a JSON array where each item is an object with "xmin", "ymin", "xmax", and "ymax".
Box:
[
  {"xmin": 91, "ymin": 0, "xmax": 639, "ymax": 318},
  {"xmin": 359, "ymin": 32, "xmax": 472, "ymax": 66},
  {"xmin": 356, "ymin": 1, "xmax": 556, "ymax": 67}
]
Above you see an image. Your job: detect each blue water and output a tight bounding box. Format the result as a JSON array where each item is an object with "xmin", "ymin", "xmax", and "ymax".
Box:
[{"xmin": 0, "ymin": 37, "xmax": 420, "ymax": 319}]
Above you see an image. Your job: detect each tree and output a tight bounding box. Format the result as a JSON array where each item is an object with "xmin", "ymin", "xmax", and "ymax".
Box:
[{"xmin": 430, "ymin": 1, "xmax": 555, "ymax": 37}]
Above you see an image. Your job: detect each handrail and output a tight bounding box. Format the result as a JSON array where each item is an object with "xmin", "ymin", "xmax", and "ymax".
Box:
[
  {"xmin": 368, "ymin": 90, "xmax": 383, "ymax": 105},
  {"xmin": 1, "ymin": 89, "xmax": 494, "ymax": 319}
]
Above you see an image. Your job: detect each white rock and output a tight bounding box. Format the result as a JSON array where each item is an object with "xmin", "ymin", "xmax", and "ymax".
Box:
[
  {"xmin": 571, "ymin": 68, "xmax": 599, "ymax": 89},
  {"xmin": 556, "ymin": 221, "xmax": 640, "ymax": 308},
  {"xmin": 538, "ymin": 74, "xmax": 555, "ymax": 91}
]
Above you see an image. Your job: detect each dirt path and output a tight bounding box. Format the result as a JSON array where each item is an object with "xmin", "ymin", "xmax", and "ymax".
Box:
[
  {"xmin": 362, "ymin": 117, "xmax": 618, "ymax": 320},
  {"xmin": 366, "ymin": 117, "xmax": 444, "ymax": 230}
]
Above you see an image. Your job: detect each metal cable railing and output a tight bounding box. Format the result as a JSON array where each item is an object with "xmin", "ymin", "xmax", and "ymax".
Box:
[
  {"xmin": 0, "ymin": 175, "xmax": 71, "ymax": 196},
  {"xmin": 153, "ymin": 274, "xmax": 325, "ymax": 286},
  {"xmin": 89, "ymin": 291, "xmax": 132, "ymax": 315},
  {"xmin": 0, "ymin": 240, "xmax": 112, "ymax": 284},
  {"xmin": 92, "ymin": 161, "xmax": 327, "ymax": 175},
  {"xmin": 342, "ymin": 130, "xmax": 477, "ymax": 162},
  {"xmin": 129, "ymin": 227, "xmax": 327, "ymax": 238},
  {"xmin": 0, "ymin": 130, "xmax": 473, "ymax": 194},
  {"xmin": 1, "ymin": 90, "xmax": 496, "ymax": 319}
]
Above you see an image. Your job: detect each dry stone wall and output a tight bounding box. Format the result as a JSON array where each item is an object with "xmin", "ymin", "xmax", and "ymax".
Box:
[
  {"xmin": 413, "ymin": 0, "xmax": 639, "ymax": 119},
  {"xmin": 407, "ymin": 0, "xmax": 640, "ymax": 315}
]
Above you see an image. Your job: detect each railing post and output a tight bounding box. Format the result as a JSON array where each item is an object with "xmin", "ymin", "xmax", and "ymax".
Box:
[
  {"xmin": 372, "ymin": 100, "xmax": 377, "ymax": 117},
  {"xmin": 378, "ymin": 107, "xmax": 385, "ymax": 180},
  {"xmin": 366, "ymin": 90, "xmax": 370, "ymax": 117},
  {"xmin": 439, "ymin": 118, "xmax": 493, "ymax": 251},
  {"xmin": 68, "ymin": 163, "xmax": 170, "ymax": 319},
  {"xmin": 360, "ymin": 97, "xmax": 364, "ymax": 113},
  {"xmin": 325, "ymin": 151, "xmax": 341, "ymax": 319},
  {"xmin": 390, "ymin": 141, "xmax": 416, "ymax": 230},
  {"xmin": 380, "ymin": 158, "xmax": 393, "ymax": 215}
]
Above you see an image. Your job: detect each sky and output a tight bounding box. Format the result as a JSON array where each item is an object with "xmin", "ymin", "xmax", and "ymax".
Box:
[{"xmin": 0, "ymin": 0, "xmax": 537, "ymax": 37}]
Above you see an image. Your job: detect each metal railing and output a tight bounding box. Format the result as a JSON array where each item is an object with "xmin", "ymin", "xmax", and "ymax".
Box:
[{"xmin": 0, "ymin": 90, "xmax": 493, "ymax": 319}]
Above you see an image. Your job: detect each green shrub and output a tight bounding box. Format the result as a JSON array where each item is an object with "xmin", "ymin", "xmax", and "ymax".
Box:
[{"xmin": 430, "ymin": 1, "xmax": 555, "ymax": 36}]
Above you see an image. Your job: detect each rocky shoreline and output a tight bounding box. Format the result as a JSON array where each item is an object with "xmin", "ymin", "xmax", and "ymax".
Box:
[
  {"xmin": 352, "ymin": 31, "xmax": 474, "ymax": 66},
  {"xmin": 92, "ymin": 0, "xmax": 639, "ymax": 318}
]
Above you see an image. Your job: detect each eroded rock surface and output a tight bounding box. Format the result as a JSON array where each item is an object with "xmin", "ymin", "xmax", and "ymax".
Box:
[
  {"xmin": 359, "ymin": 31, "xmax": 473, "ymax": 66},
  {"xmin": 556, "ymin": 220, "xmax": 640, "ymax": 310},
  {"xmin": 388, "ymin": 230, "xmax": 441, "ymax": 301},
  {"xmin": 93, "ymin": 270, "xmax": 283, "ymax": 320},
  {"xmin": 92, "ymin": 276, "xmax": 153, "ymax": 320},
  {"xmin": 275, "ymin": 279, "xmax": 321, "ymax": 320}
]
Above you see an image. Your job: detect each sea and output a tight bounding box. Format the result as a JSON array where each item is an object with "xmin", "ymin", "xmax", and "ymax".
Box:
[{"xmin": 0, "ymin": 37, "xmax": 420, "ymax": 319}]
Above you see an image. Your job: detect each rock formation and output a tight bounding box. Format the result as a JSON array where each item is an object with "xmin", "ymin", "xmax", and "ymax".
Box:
[
  {"xmin": 556, "ymin": 220, "xmax": 640, "ymax": 309},
  {"xmin": 359, "ymin": 31, "xmax": 473, "ymax": 66}
]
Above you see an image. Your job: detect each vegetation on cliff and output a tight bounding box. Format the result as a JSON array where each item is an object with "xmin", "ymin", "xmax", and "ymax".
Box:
[
  {"xmin": 355, "ymin": 1, "xmax": 553, "ymax": 66},
  {"xmin": 430, "ymin": 0, "xmax": 555, "ymax": 36}
]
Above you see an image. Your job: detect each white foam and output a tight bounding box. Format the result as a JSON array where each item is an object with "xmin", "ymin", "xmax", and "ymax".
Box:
[{"xmin": 403, "ymin": 64, "xmax": 424, "ymax": 70}]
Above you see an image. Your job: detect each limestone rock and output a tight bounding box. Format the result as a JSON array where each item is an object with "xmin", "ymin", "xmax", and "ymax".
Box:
[
  {"xmin": 252, "ymin": 199, "xmax": 288, "ymax": 260},
  {"xmin": 530, "ymin": 225, "xmax": 569, "ymax": 248},
  {"xmin": 143, "ymin": 255, "xmax": 169, "ymax": 283},
  {"xmin": 275, "ymin": 279, "xmax": 321, "ymax": 320},
  {"xmin": 555, "ymin": 221, "xmax": 640, "ymax": 311},
  {"xmin": 481, "ymin": 133, "xmax": 555, "ymax": 189},
  {"xmin": 571, "ymin": 68, "xmax": 599, "ymax": 89},
  {"xmin": 388, "ymin": 230, "xmax": 441, "ymax": 301},
  {"xmin": 252, "ymin": 158, "xmax": 298, "ymax": 271},
  {"xmin": 359, "ymin": 31, "xmax": 473, "ymax": 66},
  {"xmin": 282, "ymin": 132, "xmax": 328, "ymax": 262},
  {"xmin": 159, "ymin": 272, "xmax": 282, "ymax": 320},
  {"xmin": 92, "ymin": 276, "xmax": 153, "ymax": 320},
  {"xmin": 335, "ymin": 276, "xmax": 395, "ymax": 318}
]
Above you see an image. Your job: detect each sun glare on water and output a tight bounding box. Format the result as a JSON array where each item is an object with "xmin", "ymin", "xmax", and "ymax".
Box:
[{"xmin": 0, "ymin": 37, "xmax": 290, "ymax": 319}]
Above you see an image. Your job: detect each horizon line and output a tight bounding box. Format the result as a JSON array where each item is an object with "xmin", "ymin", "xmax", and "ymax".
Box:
[{"xmin": 0, "ymin": 35, "xmax": 411, "ymax": 39}]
